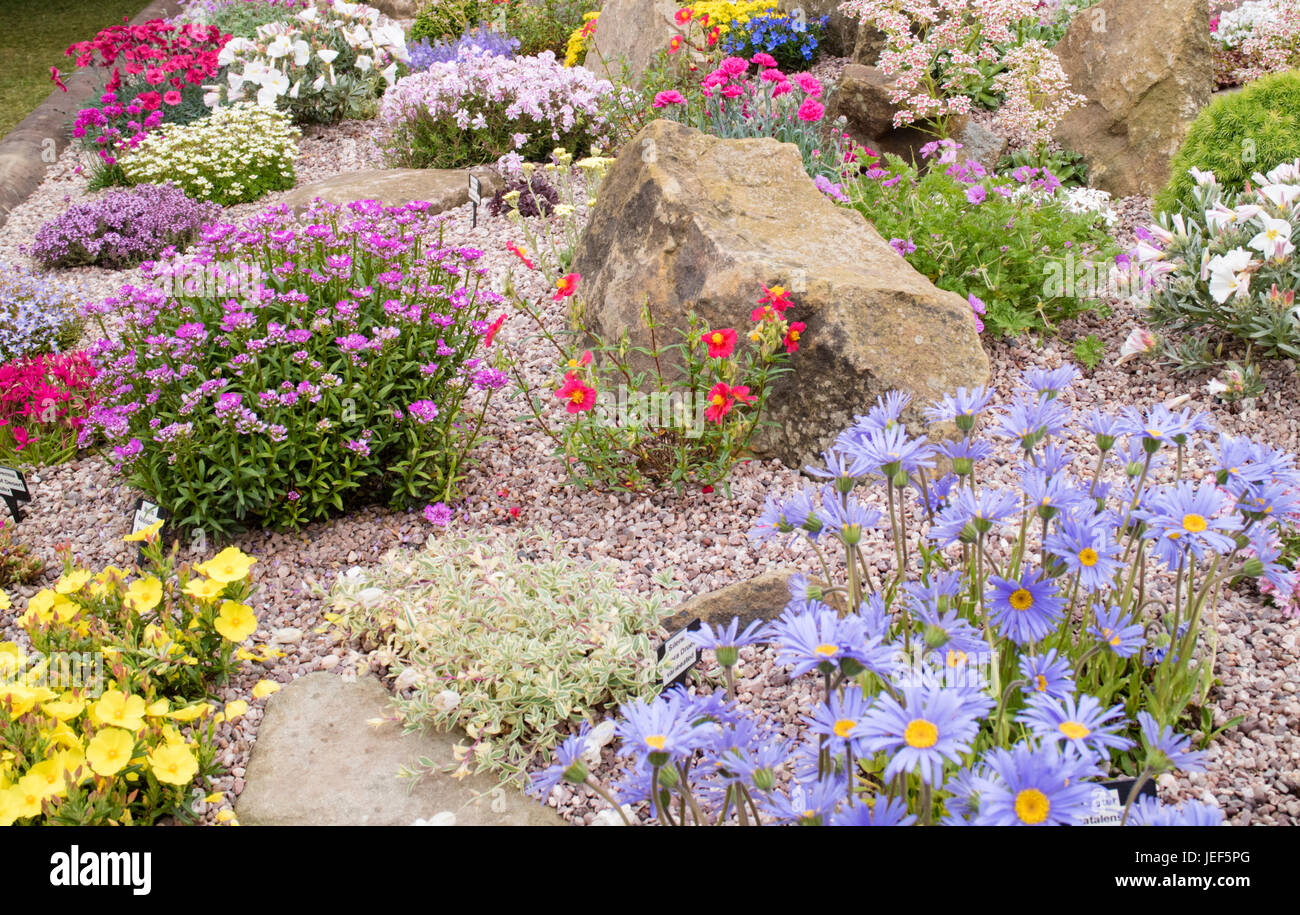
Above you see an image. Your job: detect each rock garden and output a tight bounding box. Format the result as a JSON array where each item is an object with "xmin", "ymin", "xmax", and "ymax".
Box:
[{"xmin": 1, "ymin": 0, "xmax": 1299, "ymax": 829}]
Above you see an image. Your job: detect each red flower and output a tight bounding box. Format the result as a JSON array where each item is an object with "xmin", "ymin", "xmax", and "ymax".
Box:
[
  {"xmin": 783, "ymin": 321, "xmax": 806, "ymax": 353},
  {"xmin": 506, "ymin": 241, "xmax": 534, "ymax": 269},
  {"xmin": 701, "ymin": 327, "xmax": 737, "ymax": 358},
  {"xmin": 145, "ymin": 67, "xmax": 166, "ymax": 85},
  {"xmin": 580, "ymin": 18, "xmax": 598, "ymax": 38},
  {"xmin": 706, "ymin": 26, "xmax": 720, "ymax": 46},
  {"xmin": 484, "ymin": 314, "xmax": 507, "ymax": 347},
  {"xmin": 555, "ymin": 372, "xmax": 597, "ymax": 413},
  {"xmin": 731, "ymin": 385, "xmax": 756, "ymax": 406},
  {"xmin": 755, "ymin": 285, "xmax": 792, "ymax": 318},
  {"xmin": 565, "ymin": 350, "xmax": 593, "ymax": 370},
  {"xmin": 50, "ymin": 67, "xmax": 68, "ymax": 92},
  {"xmin": 704, "ymin": 382, "xmax": 736, "ymax": 424},
  {"xmin": 136, "ymin": 91, "xmax": 162, "ymax": 110},
  {"xmin": 553, "ymin": 272, "xmax": 580, "ymax": 300},
  {"xmin": 675, "ymin": 8, "xmax": 693, "ymax": 24},
  {"xmin": 509, "ymin": 506, "xmax": 521, "ymax": 519},
  {"xmin": 163, "ymin": 90, "xmax": 182, "ymax": 106},
  {"xmin": 668, "ymin": 35, "xmax": 683, "ymax": 54}
]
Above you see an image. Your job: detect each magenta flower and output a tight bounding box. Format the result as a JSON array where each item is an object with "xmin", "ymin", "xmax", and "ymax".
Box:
[{"xmin": 652, "ymin": 90, "xmax": 686, "ymax": 108}]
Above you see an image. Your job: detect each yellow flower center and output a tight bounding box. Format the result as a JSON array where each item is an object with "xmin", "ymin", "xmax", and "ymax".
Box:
[
  {"xmin": 1015, "ymin": 787, "xmax": 1050, "ymax": 824},
  {"xmin": 903, "ymin": 718, "xmax": 938, "ymax": 749},
  {"xmin": 946, "ymin": 649, "xmax": 967, "ymax": 668},
  {"xmin": 1009, "ymin": 588, "xmax": 1034, "ymax": 611},
  {"xmin": 712, "ymin": 394, "xmax": 726, "ymax": 407},
  {"xmin": 833, "ymin": 719, "xmax": 855, "ymax": 739},
  {"xmin": 645, "ymin": 735, "xmax": 667, "ymax": 751},
  {"xmin": 1182, "ymin": 513, "xmax": 1207, "ymax": 533},
  {"xmin": 1058, "ymin": 720, "xmax": 1091, "ymax": 740},
  {"xmin": 569, "ymin": 389, "xmax": 586, "ymax": 404},
  {"xmin": 1034, "ymin": 674, "xmax": 1048, "ymax": 692},
  {"xmin": 788, "ymin": 329, "xmax": 800, "ymax": 341},
  {"xmin": 1078, "ymin": 548, "xmax": 1098, "ymax": 567},
  {"xmin": 711, "ymin": 332, "xmax": 724, "ymax": 344},
  {"xmin": 813, "ymin": 643, "xmax": 837, "ymax": 658}
]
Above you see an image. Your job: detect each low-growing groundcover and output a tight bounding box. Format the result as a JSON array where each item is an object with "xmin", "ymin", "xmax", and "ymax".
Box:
[
  {"xmin": 332, "ymin": 528, "xmax": 668, "ymax": 784},
  {"xmin": 530, "ymin": 368, "xmax": 1290, "ymax": 825},
  {"xmin": 83, "ymin": 199, "xmax": 508, "ymax": 535}
]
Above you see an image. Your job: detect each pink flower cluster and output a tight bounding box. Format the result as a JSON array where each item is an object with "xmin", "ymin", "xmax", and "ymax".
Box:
[
  {"xmin": 990, "ymin": 39, "xmax": 1085, "ymax": 148},
  {"xmin": 0, "ymin": 352, "xmax": 97, "ymax": 453}
]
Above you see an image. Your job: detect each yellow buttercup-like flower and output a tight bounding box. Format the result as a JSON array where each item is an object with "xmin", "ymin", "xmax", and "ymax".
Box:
[
  {"xmin": 0, "ymin": 642, "xmax": 24, "ymax": 679},
  {"xmin": 215, "ymin": 600, "xmax": 257, "ymax": 642},
  {"xmin": 55, "ymin": 569, "xmax": 92, "ymax": 594},
  {"xmin": 125, "ymin": 577, "xmax": 164, "ymax": 614},
  {"xmin": 197, "ymin": 547, "xmax": 257, "ymax": 583},
  {"xmin": 145, "ymin": 698, "xmax": 170, "ymax": 717},
  {"xmin": 184, "ymin": 577, "xmax": 226, "ymax": 602},
  {"xmin": 251, "ymin": 679, "xmax": 281, "ymax": 700},
  {"xmin": 147, "ymin": 744, "xmax": 198, "ymax": 786},
  {"xmin": 91, "ymin": 690, "xmax": 147, "ymax": 732},
  {"xmin": 166, "ymin": 702, "xmax": 213, "ymax": 723},
  {"xmin": 85, "ymin": 728, "xmax": 135, "ymax": 777},
  {"xmin": 223, "ymin": 700, "xmax": 249, "ymax": 721},
  {"xmin": 41, "ymin": 693, "xmax": 86, "ymax": 721},
  {"xmin": 0, "ymin": 590, "xmax": 10, "ymax": 611},
  {"xmin": 25, "ymin": 759, "xmax": 68, "ymax": 800},
  {"xmin": 124, "ymin": 518, "xmax": 164, "ymax": 542},
  {"xmin": 21, "ymin": 589, "xmax": 58, "ymax": 627},
  {"xmin": 0, "ymin": 683, "xmax": 57, "ymax": 718},
  {"xmin": 4, "ymin": 777, "xmax": 45, "ymax": 822}
]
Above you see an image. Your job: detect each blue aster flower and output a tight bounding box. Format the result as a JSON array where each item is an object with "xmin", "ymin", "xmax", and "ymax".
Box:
[
  {"xmin": 1135, "ymin": 480, "xmax": 1241, "ymax": 566},
  {"xmin": 686, "ymin": 616, "xmax": 770, "ymax": 667},
  {"xmin": 771, "ymin": 602, "xmax": 885, "ymax": 678},
  {"xmin": 763, "ymin": 774, "xmax": 847, "ymax": 825},
  {"xmin": 1044, "ymin": 512, "xmax": 1124, "ymax": 592},
  {"xmin": 923, "ymin": 385, "xmax": 993, "ymax": 435},
  {"xmin": 1236, "ymin": 479, "xmax": 1300, "ymax": 522},
  {"xmin": 839, "ymin": 390, "xmax": 912, "ymax": 441},
  {"xmin": 1127, "ymin": 796, "xmax": 1223, "ymax": 826},
  {"xmin": 837, "ymin": 422, "xmax": 935, "ymax": 481},
  {"xmin": 993, "ymin": 393, "xmax": 1071, "ymax": 451},
  {"xmin": 1137, "ymin": 711, "xmax": 1207, "ymax": 773},
  {"xmin": 615, "ymin": 691, "xmax": 710, "ymax": 766},
  {"xmin": 986, "ymin": 571, "xmax": 1066, "ymax": 644},
  {"xmin": 1207, "ymin": 433, "xmax": 1276, "ymax": 494},
  {"xmin": 1119, "ymin": 403, "xmax": 1211, "ymax": 451},
  {"xmin": 930, "ymin": 486, "xmax": 1021, "ymax": 545},
  {"xmin": 815, "ymin": 484, "xmax": 882, "ymax": 546},
  {"xmin": 942, "ymin": 766, "xmax": 987, "ymax": 820},
  {"xmin": 1021, "ymin": 364, "xmax": 1079, "ymax": 398},
  {"xmin": 975, "ymin": 742, "xmax": 1099, "ymax": 825},
  {"xmin": 1036, "ymin": 442, "xmax": 1076, "ymax": 476},
  {"xmin": 857, "ymin": 592, "xmax": 893, "ymax": 638},
  {"xmin": 832, "ymin": 795, "xmax": 916, "ymax": 826},
  {"xmin": 749, "ymin": 486, "xmax": 822, "ymax": 542},
  {"xmin": 857, "ymin": 685, "xmax": 980, "ymax": 786},
  {"xmin": 938, "ymin": 437, "xmax": 992, "ymax": 476},
  {"xmin": 527, "ymin": 722, "xmax": 591, "ymax": 799},
  {"xmin": 1082, "ymin": 408, "xmax": 1125, "ymax": 452},
  {"xmin": 1018, "ymin": 649, "xmax": 1075, "ymax": 699},
  {"xmin": 1089, "ymin": 605, "xmax": 1146, "ymax": 657},
  {"xmin": 1020, "ymin": 466, "xmax": 1089, "ymax": 521},
  {"xmin": 1020, "ymin": 692, "xmax": 1134, "ymax": 757},
  {"xmin": 805, "ymin": 684, "xmax": 872, "ymax": 753},
  {"xmin": 917, "ymin": 471, "xmax": 958, "ymax": 514},
  {"xmin": 804, "ymin": 448, "xmax": 872, "ymax": 491}
]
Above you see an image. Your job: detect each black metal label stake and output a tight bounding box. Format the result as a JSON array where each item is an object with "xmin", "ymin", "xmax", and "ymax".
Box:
[
  {"xmin": 0, "ymin": 465, "xmax": 30, "ymax": 522},
  {"xmin": 468, "ymin": 174, "xmax": 481, "ymax": 229},
  {"xmin": 656, "ymin": 618, "xmax": 702, "ymax": 690}
]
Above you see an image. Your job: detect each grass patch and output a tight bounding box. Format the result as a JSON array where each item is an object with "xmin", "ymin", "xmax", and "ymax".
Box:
[{"xmin": 0, "ymin": 0, "xmax": 147, "ymax": 137}]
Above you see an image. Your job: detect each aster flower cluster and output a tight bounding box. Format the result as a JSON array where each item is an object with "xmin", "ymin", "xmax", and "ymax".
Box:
[
  {"xmin": 718, "ymin": 10, "xmax": 828, "ymax": 72},
  {"xmin": 380, "ymin": 49, "xmax": 621, "ymax": 170},
  {"xmin": 211, "ymin": 1, "xmax": 409, "ymax": 125},
  {"xmin": 408, "ymin": 27, "xmax": 519, "ymax": 71},
  {"xmin": 0, "ymin": 267, "xmax": 83, "ymax": 364},
  {"xmin": 27, "ymin": 183, "xmax": 219, "ymax": 270},
  {"xmin": 1137, "ymin": 159, "xmax": 1300, "ymax": 371},
  {"xmin": 527, "ymin": 365, "xmax": 1295, "ymax": 824},
  {"xmin": 83, "ymin": 197, "xmax": 508, "ymax": 532}
]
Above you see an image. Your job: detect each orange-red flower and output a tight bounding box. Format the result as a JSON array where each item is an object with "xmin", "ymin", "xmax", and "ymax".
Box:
[
  {"xmin": 758, "ymin": 284, "xmax": 792, "ymax": 311},
  {"xmin": 507, "ymin": 241, "xmax": 534, "ymax": 269},
  {"xmin": 706, "ymin": 26, "xmax": 720, "ymax": 46},
  {"xmin": 580, "ymin": 18, "xmax": 598, "ymax": 38},
  {"xmin": 674, "ymin": 7, "xmax": 693, "ymax": 24},
  {"xmin": 668, "ymin": 35, "xmax": 684, "ymax": 53},
  {"xmin": 484, "ymin": 314, "xmax": 507, "ymax": 347},
  {"xmin": 783, "ymin": 321, "xmax": 806, "ymax": 353},
  {"xmin": 553, "ymin": 272, "xmax": 580, "ymax": 300},
  {"xmin": 701, "ymin": 327, "xmax": 737, "ymax": 358},
  {"xmin": 704, "ymin": 382, "xmax": 754, "ymax": 424},
  {"xmin": 566, "ymin": 350, "xmax": 593, "ymax": 369},
  {"xmin": 555, "ymin": 372, "xmax": 596, "ymax": 413}
]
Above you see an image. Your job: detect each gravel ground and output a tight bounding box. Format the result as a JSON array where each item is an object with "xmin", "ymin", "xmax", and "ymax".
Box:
[{"xmin": 2, "ymin": 114, "xmax": 1297, "ymax": 827}]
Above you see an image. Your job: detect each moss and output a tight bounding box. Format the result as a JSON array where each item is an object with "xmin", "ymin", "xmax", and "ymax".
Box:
[{"xmin": 1157, "ymin": 70, "xmax": 1300, "ymax": 214}]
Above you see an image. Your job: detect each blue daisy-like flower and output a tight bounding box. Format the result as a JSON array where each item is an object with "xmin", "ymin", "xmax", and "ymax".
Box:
[
  {"xmin": 805, "ymin": 683, "xmax": 872, "ymax": 753},
  {"xmin": 1135, "ymin": 480, "xmax": 1241, "ymax": 566},
  {"xmin": 1044, "ymin": 512, "xmax": 1124, "ymax": 592},
  {"xmin": 1089, "ymin": 604, "xmax": 1146, "ymax": 657},
  {"xmin": 1137, "ymin": 711, "xmax": 1207, "ymax": 773},
  {"xmin": 686, "ymin": 616, "xmax": 769, "ymax": 667},
  {"xmin": 1017, "ymin": 649, "xmax": 1075, "ymax": 699},
  {"xmin": 831, "ymin": 795, "xmax": 916, "ymax": 826},
  {"xmin": 1021, "ymin": 364, "xmax": 1079, "ymax": 398},
  {"xmin": 1128, "ymin": 796, "xmax": 1223, "ymax": 826},
  {"xmin": 986, "ymin": 571, "xmax": 1065, "ymax": 645},
  {"xmin": 976, "ymin": 742, "xmax": 1099, "ymax": 825},
  {"xmin": 763, "ymin": 774, "xmax": 847, "ymax": 825},
  {"xmin": 527, "ymin": 722, "xmax": 590, "ymax": 800},
  {"xmin": 857, "ymin": 685, "xmax": 979, "ymax": 786},
  {"xmin": 1019, "ymin": 692, "xmax": 1134, "ymax": 756}
]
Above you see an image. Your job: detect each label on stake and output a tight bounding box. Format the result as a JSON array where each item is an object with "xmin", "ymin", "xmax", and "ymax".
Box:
[
  {"xmin": 656, "ymin": 618, "xmax": 702, "ymax": 689},
  {"xmin": 0, "ymin": 465, "xmax": 30, "ymax": 522},
  {"xmin": 468, "ymin": 174, "xmax": 481, "ymax": 228},
  {"xmin": 1080, "ymin": 778, "xmax": 1157, "ymax": 826}
]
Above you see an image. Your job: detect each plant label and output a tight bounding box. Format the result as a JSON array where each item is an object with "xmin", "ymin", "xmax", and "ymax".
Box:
[
  {"xmin": 656, "ymin": 618, "xmax": 701, "ymax": 689},
  {"xmin": 1080, "ymin": 778, "xmax": 1157, "ymax": 826},
  {"xmin": 468, "ymin": 174, "xmax": 481, "ymax": 228},
  {"xmin": 0, "ymin": 465, "xmax": 30, "ymax": 522}
]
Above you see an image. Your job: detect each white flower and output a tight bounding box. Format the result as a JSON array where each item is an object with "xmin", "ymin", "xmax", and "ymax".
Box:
[
  {"xmin": 1258, "ymin": 183, "xmax": 1300, "ymax": 209},
  {"xmin": 1248, "ymin": 216, "xmax": 1295, "ymax": 258},
  {"xmin": 381, "ymin": 62, "xmax": 398, "ymax": 85},
  {"xmin": 266, "ymin": 34, "xmax": 293, "ymax": 59},
  {"xmin": 317, "ymin": 48, "xmax": 339, "ymax": 64},
  {"xmin": 312, "ymin": 74, "xmax": 326, "ymax": 91},
  {"xmin": 292, "ymin": 39, "xmax": 311, "ymax": 67},
  {"xmin": 355, "ymin": 53, "xmax": 373, "ymax": 73},
  {"xmin": 289, "ymin": 80, "xmax": 301, "ymax": 99},
  {"xmin": 1208, "ymin": 267, "xmax": 1251, "ymax": 304},
  {"xmin": 1116, "ymin": 327, "xmax": 1156, "ymax": 365},
  {"xmin": 1189, "ymin": 167, "xmax": 1217, "ymax": 187}
]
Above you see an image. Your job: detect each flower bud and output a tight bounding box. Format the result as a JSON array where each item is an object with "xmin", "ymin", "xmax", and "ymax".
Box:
[
  {"xmin": 838, "ymin": 523, "xmax": 862, "ymax": 546},
  {"xmin": 891, "ymin": 469, "xmax": 910, "ymax": 489},
  {"xmin": 562, "ymin": 759, "xmax": 588, "ymax": 784},
  {"xmin": 657, "ymin": 765, "xmax": 679, "ymax": 788},
  {"xmin": 1095, "ymin": 434, "xmax": 1115, "ymax": 452},
  {"xmin": 715, "ymin": 645, "xmax": 739, "ymax": 667},
  {"xmin": 752, "ymin": 766, "xmax": 776, "ymax": 791},
  {"xmin": 1241, "ymin": 558, "xmax": 1264, "ymax": 578},
  {"xmin": 954, "ymin": 414, "xmax": 975, "ymax": 434}
]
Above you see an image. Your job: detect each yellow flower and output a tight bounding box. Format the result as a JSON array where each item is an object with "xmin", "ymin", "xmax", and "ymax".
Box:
[
  {"xmin": 216, "ymin": 809, "xmax": 237, "ymax": 824},
  {"xmin": 125, "ymin": 577, "xmax": 164, "ymax": 614},
  {"xmin": 224, "ymin": 700, "xmax": 249, "ymax": 721},
  {"xmin": 205, "ymin": 791, "xmax": 224, "ymax": 803},
  {"xmin": 251, "ymin": 679, "xmax": 281, "ymax": 700},
  {"xmin": 41, "ymin": 693, "xmax": 86, "ymax": 721},
  {"xmin": 4, "ymin": 778, "xmax": 44, "ymax": 822},
  {"xmin": 0, "ymin": 683, "xmax": 57, "ymax": 718},
  {"xmin": 21, "ymin": 589, "xmax": 58, "ymax": 626},
  {"xmin": 215, "ymin": 600, "xmax": 257, "ymax": 642},
  {"xmin": 58, "ymin": 748, "xmax": 89, "ymax": 786},
  {"xmin": 159, "ymin": 725, "xmax": 187, "ymax": 746},
  {"xmin": 166, "ymin": 702, "xmax": 213, "ymax": 723},
  {"xmin": 147, "ymin": 744, "xmax": 198, "ymax": 786},
  {"xmin": 46, "ymin": 722, "xmax": 83, "ymax": 751},
  {"xmin": 91, "ymin": 691, "xmax": 147, "ymax": 732},
  {"xmin": 50, "ymin": 595, "xmax": 79, "ymax": 623},
  {"xmin": 197, "ymin": 546, "xmax": 257, "ymax": 583},
  {"xmin": 124, "ymin": 518, "xmax": 164, "ymax": 542},
  {"xmin": 0, "ymin": 590, "xmax": 9, "ymax": 611},
  {"xmin": 55, "ymin": 569, "xmax": 92, "ymax": 594},
  {"xmin": 146, "ymin": 698, "xmax": 170, "ymax": 717},
  {"xmin": 25, "ymin": 759, "xmax": 67, "ymax": 799},
  {"xmin": 85, "ymin": 728, "xmax": 135, "ymax": 776},
  {"xmin": 184, "ymin": 577, "xmax": 226, "ymax": 602},
  {"xmin": 0, "ymin": 642, "xmax": 24, "ymax": 679}
]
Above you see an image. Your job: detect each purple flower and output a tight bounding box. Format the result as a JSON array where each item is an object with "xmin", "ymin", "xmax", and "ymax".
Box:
[
  {"xmin": 966, "ymin": 185, "xmax": 987, "ymax": 205},
  {"xmin": 423, "ymin": 502, "xmax": 452, "ymax": 525}
]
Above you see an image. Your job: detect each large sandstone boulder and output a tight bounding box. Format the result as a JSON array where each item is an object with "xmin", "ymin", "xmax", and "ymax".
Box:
[
  {"xmin": 570, "ymin": 118, "xmax": 989, "ymax": 466},
  {"xmin": 1053, "ymin": 0, "xmax": 1214, "ymax": 197},
  {"xmin": 280, "ymin": 166, "xmax": 501, "ymax": 212},
  {"xmin": 582, "ymin": 0, "xmax": 678, "ymax": 80}
]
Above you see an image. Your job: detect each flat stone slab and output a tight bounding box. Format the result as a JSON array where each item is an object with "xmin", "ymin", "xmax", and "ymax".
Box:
[
  {"xmin": 237, "ymin": 672, "xmax": 563, "ymax": 826},
  {"xmin": 663, "ymin": 569, "xmax": 797, "ymax": 633},
  {"xmin": 281, "ymin": 167, "xmax": 502, "ymax": 212}
]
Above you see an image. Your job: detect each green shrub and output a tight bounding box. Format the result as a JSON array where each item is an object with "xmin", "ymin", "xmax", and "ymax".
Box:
[
  {"xmin": 507, "ymin": 0, "xmax": 601, "ymax": 57},
  {"xmin": 332, "ymin": 528, "xmax": 669, "ymax": 784},
  {"xmin": 409, "ymin": 0, "xmax": 488, "ymax": 43},
  {"xmin": 1157, "ymin": 70, "xmax": 1300, "ymax": 215}
]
